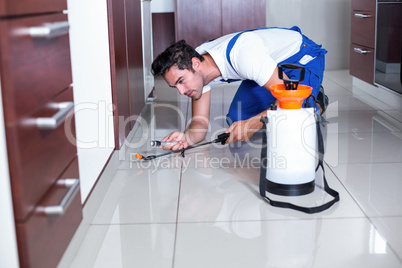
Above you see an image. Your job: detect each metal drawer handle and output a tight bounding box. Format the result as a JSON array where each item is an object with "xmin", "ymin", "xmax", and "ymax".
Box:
[
  {"xmin": 37, "ymin": 179, "xmax": 80, "ymax": 216},
  {"xmin": 354, "ymin": 48, "xmax": 369, "ymax": 54},
  {"xmin": 29, "ymin": 21, "xmax": 70, "ymax": 39},
  {"xmin": 354, "ymin": 13, "xmax": 371, "ymax": 19},
  {"xmin": 36, "ymin": 102, "xmax": 74, "ymax": 130}
]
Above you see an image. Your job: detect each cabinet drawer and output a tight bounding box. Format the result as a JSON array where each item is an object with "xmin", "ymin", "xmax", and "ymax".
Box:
[
  {"xmin": 16, "ymin": 157, "xmax": 82, "ymax": 268},
  {"xmin": 7, "ymin": 87, "xmax": 77, "ymax": 220},
  {"xmin": 0, "ymin": 13, "xmax": 72, "ymax": 121},
  {"xmin": 0, "ymin": 0, "xmax": 67, "ymax": 17},
  {"xmin": 351, "ymin": 0, "xmax": 376, "ymax": 12},
  {"xmin": 350, "ymin": 44, "xmax": 375, "ymax": 85},
  {"xmin": 351, "ymin": 11, "xmax": 375, "ymax": 48}
]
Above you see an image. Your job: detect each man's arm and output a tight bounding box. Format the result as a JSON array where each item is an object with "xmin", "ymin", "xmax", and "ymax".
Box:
[
  {"xmin": 225, "ymin": 67, "xmax": 286, "ymax": 143},
  {"xmin": 161, "ymin": 90, "xmax": 211, "ymax": 150},
  {"xmin": 186, "ymin": 90, "xmax": 211, "ymax": 144}
]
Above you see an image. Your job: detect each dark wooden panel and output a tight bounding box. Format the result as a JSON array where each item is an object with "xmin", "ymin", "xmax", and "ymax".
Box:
[
  {"xmin": 376, "ymin": 3, "xmax": 402, "ymax": 63},
  {"xmin": 221, "ymin": 0, "xmax": 266, "ymax": 35},
  {"xmin": 0, "ymin": 0, "xmax": 66, "ymax": 17},
  {"xmin": 16, "ymin": 157, "xmax": 82, "ymax": 268},
  {"xmin": 351, "ymin": 0, "xmax": 376, "ymax": 12},
  {"xmin": 351, "ymin": 11, "xmax": 375, "ymax": 48},
  {"xmin": 152, "ymin": 12, "xmax": 175, "ymax": 58},
  {"xmin": 0, "ymin": 13, "xmax": 72, "ymax": 123},
  {"xmin": 6, "ymin": 87, "xmax": 77, "ymax": 220},
  {"xmin": 350, "ymin": 43, "xmax": 375, "ymax": 85},
  {"xmin": 107, "ymin": 0, "xmax": 131, "ymax": 149},
  {"xmin": 175, "ymin": 0, "xmax": 222, "ymax": 47},
  {"xmin": 125, "ymin": 0, "xmax": 145, "ymax": 124}
]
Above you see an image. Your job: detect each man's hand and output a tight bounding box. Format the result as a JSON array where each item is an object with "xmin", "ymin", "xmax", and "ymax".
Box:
[
  {"xmin": 225, "ymin": 116, "xmax": 263, "ymax": 143},
  {"xmin": 160, "ymin": 131, "xmax": 189, "ymax": 151}
]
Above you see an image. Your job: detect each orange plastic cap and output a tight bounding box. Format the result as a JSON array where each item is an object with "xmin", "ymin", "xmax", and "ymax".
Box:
[
  {"xmin": 134, "ymin": 154, "xmax": 143, "ymax": 159},
  {"xmin": 270, "ymin": 84, "xmax": 312, "ymax": 109}
]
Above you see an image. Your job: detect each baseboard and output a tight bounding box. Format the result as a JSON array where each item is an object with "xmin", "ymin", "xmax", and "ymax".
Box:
[{"xmin": 352, "ymin": 77, "xmax": 402, "ymax": 110}]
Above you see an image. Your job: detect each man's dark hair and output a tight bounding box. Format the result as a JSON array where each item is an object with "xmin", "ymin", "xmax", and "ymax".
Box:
[{"xmin": 151, "ymin": 40, "xmax": 204, "ymax": 76}]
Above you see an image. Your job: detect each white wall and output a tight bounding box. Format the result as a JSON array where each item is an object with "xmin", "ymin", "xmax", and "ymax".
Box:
[
  {"xmin": 151, "ymin": 0, "xmax": 174, "ymax": 13},
  {"xmin": 67, "ymin": 0, "xmax": 115, "ymax": 202},
  {"xmin": 0, "ymin": 83, "xmax": 20, "ymax": 268},
  {"xmin": 266, "ymin": 0, "xmax": 351, "ymax": 70},
  {"xmin": 153, "ymin": 0, "xmax": 351, "ymax": 70}
]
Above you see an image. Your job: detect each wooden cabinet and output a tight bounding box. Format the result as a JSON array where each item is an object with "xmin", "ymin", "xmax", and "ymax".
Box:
[
  {"xmin": 221, "ymin": 0, "xmax": 266, "ymax": 36},
  {"xmin": 0, "ymin": 0, "xmax": 66, "ymax": 17},
  {"xmin": 0, "ymin": 12, "xmax": 73, "ymax": 133},
  {"xmin": 0, "ymin": 1, "xmax": 82, "ymax": 267},
  {"xmin": 15, "ymin": 157, "xmax": 81, "ymax": 268},
  {"xmin": 107, "ymin": 0, "xmax": 145, "ymax": 149},
  {"xmin": 175, "ymin": 0, "xmax": 266, "ymax": 48},
  {"xmin": 350, "ymin": 0, "xmax": 376, "ymax": 85}
]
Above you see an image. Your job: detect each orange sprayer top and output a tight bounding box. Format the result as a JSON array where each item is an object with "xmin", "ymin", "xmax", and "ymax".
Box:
[{"xmin": 270, "ymin": 84, "xmax": 312, "ymax": 109}]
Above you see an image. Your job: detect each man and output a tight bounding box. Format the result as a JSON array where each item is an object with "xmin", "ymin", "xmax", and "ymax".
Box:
[{"xmin": 151, "ymin": 26, "xmax": 327, "ymax": 151}]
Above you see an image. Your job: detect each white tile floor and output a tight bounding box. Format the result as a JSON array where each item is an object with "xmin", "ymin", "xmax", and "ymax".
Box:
[{"xmin": 69, "ymin": 70, "xmax": 402, "ymax": 268}]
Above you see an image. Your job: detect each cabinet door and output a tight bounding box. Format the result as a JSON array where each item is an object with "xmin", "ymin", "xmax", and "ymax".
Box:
[
  {"xmin": 352, "ymin": 0, "xmax": 376, "ymax": 12},
  {"xmin": 175, "ymin": 0, "xmax": 222, "ymax": 48},
  {"xmin": 351, "ymin": 10, "xmax": 375, "ymax": 48},
  {"xmin": 0, "ymin": 13, "xmax": 72, "ymax": 122},
  {"xmin": 107, "ymin": 0, "xmax": 145, "ymax": 149},
  {"xmin": 350, "ymin": 44, "xmax": 374, "ymax": 84},
  {"xmin": 125, "ymin": 0, "xmax": 145, "ymax": 120},
  {"xmin": 6, "ymin": 88, "xmax": 77, "ymax": 220},
  {"xmin": 221, "ymin": 0, "xmax": 266, "ymax": 35},
  {"xmin": 0, "ymin": 0, "xmax": 66, "ymax": 17},
  {"xmin": 108, "ymin": 0, "xmax": 131, "ymax": 148},
  {"xmin": 16, "ymin": 157, "xmax": 82, "ymax": 268}
]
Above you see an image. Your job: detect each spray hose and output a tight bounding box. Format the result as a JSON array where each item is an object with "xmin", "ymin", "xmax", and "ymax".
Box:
[{"xmin": 135, "ymin": 132, "xmax": 230, "ymax": 161}]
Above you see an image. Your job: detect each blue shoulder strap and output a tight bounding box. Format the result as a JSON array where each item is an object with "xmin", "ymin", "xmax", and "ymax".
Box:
[{"xmin": 224, "ymin": 26, "xmax": 303, "ymax": 80}]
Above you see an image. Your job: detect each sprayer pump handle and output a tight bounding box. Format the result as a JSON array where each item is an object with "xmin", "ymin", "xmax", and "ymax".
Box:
[{"xmin": 278, "ymin": 64, "xmax": 305, "ymax": 91}]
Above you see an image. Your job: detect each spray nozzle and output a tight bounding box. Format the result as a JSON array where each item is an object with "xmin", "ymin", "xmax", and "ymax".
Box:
[
  {"xmin": 150, "ymin": 141, "xmax": 178, "ymax": 147},
  {"xmin": 278, "ymin": 64, "xmax": 305, "ymax": 90},
  {"xmin": 214, "ymin": 132, "xmax": 230, "ymax": 145}
]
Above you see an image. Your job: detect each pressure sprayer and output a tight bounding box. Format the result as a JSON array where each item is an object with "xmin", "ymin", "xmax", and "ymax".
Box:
[
  {"xmin": 134, "ymin": 132, "xmax": 230, "ymax": 160},
  {"xmin": 259, "ymin": 63, "xmax": 339, "ymax": 213}
]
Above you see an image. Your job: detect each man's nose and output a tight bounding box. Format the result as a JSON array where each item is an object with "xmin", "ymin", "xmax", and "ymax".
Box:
[{"xmin": 176, "ymin": 85, "xmax": 186, "ymax": 95}]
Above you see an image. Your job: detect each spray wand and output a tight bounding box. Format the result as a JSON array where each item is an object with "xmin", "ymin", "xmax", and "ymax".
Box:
[{"xmin": 134, "ymin": 132, "xmax": 230, "ymax": 161}]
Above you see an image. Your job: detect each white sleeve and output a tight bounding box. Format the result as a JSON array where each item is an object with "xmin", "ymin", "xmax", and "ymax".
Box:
[
  {"xmin": 230, "ymin": 33, "xmax": 277, "ymax": 87},
  {"xmin": 202, "ymin": 85, "xmax": 211, "ymax": 94}
]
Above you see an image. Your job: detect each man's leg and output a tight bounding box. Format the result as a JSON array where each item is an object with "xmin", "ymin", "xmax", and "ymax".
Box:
[
  {"xmin": 317, "ymin": 85, "xmax": 329, "ymax": 114},
  {"xmin": 226, "ymin": 80, "xmax": 276, "ymax": 125}
]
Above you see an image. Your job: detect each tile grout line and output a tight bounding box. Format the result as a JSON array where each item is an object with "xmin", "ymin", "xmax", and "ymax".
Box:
[
  {"xmin": 171, "ymin": 165, "xmax": 183, "ymax": 268},
  {"xmin": 323, "ymin": 88, "xmax": 402, "ymax": 263},
  {"xmin": 171, "ymin": 98, "xmax": 190, "ymax": 268},
  {"xmin": 325, "ymin": 161, "xmax": 402, "ymax": 263},
  {"xmin": 325, "ymin": 162, "xmax": 370, "ymax": 220}
]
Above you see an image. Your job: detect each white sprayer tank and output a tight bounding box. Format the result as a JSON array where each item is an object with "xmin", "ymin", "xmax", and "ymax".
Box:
[{"xmin": 265, "ymin": 107, "xmax": 317, "ymax": 196}]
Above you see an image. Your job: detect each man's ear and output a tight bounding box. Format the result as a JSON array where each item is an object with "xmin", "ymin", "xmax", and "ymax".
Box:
[{"xmin": 192, "ymin": 57, "xmax": 201, "ymax": 71}]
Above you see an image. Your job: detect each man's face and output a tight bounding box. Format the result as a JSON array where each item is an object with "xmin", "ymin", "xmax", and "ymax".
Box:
[{"xmin": 163, "ymin": 64, "xmax": 204, "ymax": 100}]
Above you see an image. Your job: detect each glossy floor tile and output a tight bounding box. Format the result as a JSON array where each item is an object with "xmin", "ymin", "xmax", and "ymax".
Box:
[
  {"xmin": 69, "ymin": 72, "xmax": 402, "ymax": 267},
  {"xmin": 371, "ymin": 217, "xmax": 402, "ymax": 258},
  {"xmin": 70, "ymin": 224, "xmax": 176, "ymax": 268},
  {"xmin": 329, "ymin": 163, "xmax": 402, "ymax": 217},
  {"xmin": 325, "ymin": 131, "xmax": 402, "ymax": 166},
  {"xmin": 92, "ymin": 169, "xmax": 182, "ymax": 224},
  {"xmin": 174, "ymin": 218, "xmax": 401, "ymax": 268},
  {"xmin": 177, "ymin": 164, "xmax": 365, "ymax": 222}
]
